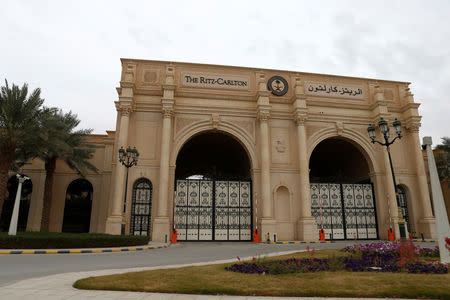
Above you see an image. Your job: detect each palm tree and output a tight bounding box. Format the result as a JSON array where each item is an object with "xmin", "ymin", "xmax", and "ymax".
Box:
[
  {"xmin": 36, "ymin": 108, "xmax": 98, "ymax": 231},
  {"xmin": 0, "ymin": 80, "xmax": 43, "ymax": 217}
]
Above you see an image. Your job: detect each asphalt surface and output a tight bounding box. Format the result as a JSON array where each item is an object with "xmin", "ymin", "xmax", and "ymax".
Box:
[{"xmin": 0, "ymin": 241, "xmax": 437, "ymax": 287}]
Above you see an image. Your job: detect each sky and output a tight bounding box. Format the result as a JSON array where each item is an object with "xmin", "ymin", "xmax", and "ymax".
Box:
[{"xmin": 1, "ymin": 0, "xmax": 449, "ymax": 146}]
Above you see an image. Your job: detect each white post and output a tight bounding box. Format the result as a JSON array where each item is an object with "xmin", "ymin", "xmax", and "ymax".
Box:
[
  {"xmin": 423, "ymin": 136, "xmax": 450, "ymax": 264},
  {"xmin": 8, "ymin": 175, "xmax": 30, "ymax": 236}
]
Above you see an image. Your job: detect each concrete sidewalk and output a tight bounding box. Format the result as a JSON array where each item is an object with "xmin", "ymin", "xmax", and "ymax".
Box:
[{"xmin": 0, "ymin": 250, "xmax": 411, "ymax": 300}]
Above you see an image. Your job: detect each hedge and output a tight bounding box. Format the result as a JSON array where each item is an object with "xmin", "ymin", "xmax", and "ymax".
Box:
[{"xmin": 0, "ymin": 232, "xmax": 150, "ymax": 249}]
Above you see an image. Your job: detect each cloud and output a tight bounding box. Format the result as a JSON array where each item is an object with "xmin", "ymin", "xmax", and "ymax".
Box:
[{"xmin": 0, "ymin": 0, "xmax": 449, "ymax": 144}]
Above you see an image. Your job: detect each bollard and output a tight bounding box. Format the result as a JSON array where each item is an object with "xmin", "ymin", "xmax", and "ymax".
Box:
[
  {"xmin": 421, "ymin": 233, "xmax": 425, "ymax": 242},
  {"xmin": 388, "ymin": 228, "xmax": 394, "ymax": 241},
  {"xmin": 273, "ymin": 234, "xmax": 277, "ymax": 243},
  {"xmin": 266, "ymin": 232, "xmax": 270, "ymax": 243},
  {"xmin": 171, "ymin": 229, "xmax": 178, "ymax": 243},
  {"xmin": 253, "ymin": 229, "xmax": 259, "ymax": 243},
  {"xmin": 165, "ymin": 234, "xmax": 167, "ymax": 243},
  {"xmin": 319, "ymin": 229, "xmax": 325, "ymax": 241}
]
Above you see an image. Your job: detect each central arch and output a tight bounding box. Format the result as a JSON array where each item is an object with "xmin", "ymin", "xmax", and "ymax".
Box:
[{"xmin": 173, "ymin": 129, "xmax": 253, "ymax": 241}]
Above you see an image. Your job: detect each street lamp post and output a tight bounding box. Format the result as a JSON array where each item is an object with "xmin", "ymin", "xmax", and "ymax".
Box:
[
  {"xmin": 367, "ymin": 118, "xmax": 404, "ymax": 238},
  {"xmin": 118, "ymin": 146, "xmax": 139, "ymax": 235}
]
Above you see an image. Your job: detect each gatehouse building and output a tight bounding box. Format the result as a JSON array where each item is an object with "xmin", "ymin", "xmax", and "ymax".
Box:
[{"xmin": 1, "ymin": 58, "xmax": 438, "ymax": 241}]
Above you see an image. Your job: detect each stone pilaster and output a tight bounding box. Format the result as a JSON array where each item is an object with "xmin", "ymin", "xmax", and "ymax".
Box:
[
  {"xmin": 106, "ymin": 102, "xmax": 132, "ymax": 234},
  {"xmin": 369, "ymin": 85, "xmax": 400, "ymax": 238},
  {"xmin": 293, "ymin": 77, "xmax": 317, "ymax": 240},
  {"xmin": 381, "ymin": 147, "xmax": 400, "ymax": 239},
  {"xmin": 153, "ymin": 65, "xmax": 176, "ymax": 242},
  {"xmin": 406, "ymin": 122, "xmax": 436, "ymax": 238},
  {"xmin": 256, "ymin": 73, "xmax": 276, "ymax": 240}
]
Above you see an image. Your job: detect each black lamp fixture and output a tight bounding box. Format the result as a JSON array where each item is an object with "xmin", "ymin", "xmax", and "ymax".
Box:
[
  {"xmin": 118, "ymin": 146, "xmax": 139, "ymax": 234},
  {"xmin": 367, "ymin": 117, "xmax": 404, "ymax": 236},
  {"xmin": 119, "ymin": 146, "xmax": 139, "ymax": 167},
  {"xmin": 368, "ymin": 117, "xmax": 402, "ymax": 145}
]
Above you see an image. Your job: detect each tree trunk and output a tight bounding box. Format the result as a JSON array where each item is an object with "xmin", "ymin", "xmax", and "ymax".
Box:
[
  {"xmin": 0, "ymin": 143, "xmax": 15, "ymax": 218},
  {"xmin": 41, "ymin": 157, "xmax": 56, "ymax": 231}
]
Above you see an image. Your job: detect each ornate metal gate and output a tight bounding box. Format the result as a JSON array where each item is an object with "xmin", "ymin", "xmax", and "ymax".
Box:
[
  {"xmin": 130, "ymin": 178, "xmax": 152, "ymax": 236},
  {"xmin": 174, "ymin": 179, "xmax": 252, "ymax": 241},
  {"xmin": 311, "ymin": 183, "xmax": 378, "ymax": 240}
]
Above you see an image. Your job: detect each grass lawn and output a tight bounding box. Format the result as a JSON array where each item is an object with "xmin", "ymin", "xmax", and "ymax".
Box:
[
  {"xmin": 0, "ymin": 232, "xmax": 149, "ymax": 249},
  {"xmin": 74, "ymin": 249, "xmax": 450, "ymax": 299}
]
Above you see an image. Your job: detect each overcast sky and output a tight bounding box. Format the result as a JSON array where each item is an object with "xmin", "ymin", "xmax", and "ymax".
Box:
[{"xmin": 1, "ymin": 0, "xmax": 449, "ymax": 146}]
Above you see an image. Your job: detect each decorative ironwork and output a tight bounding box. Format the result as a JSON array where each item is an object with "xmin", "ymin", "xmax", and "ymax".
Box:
[
  {"xmin": 311, "ymin": 183, "xmax": 378, "ymax": 240},
  {"xmin": 397, "ymin": 185, "xmax": 411, "ymax": 233},
  {"xmin": 130, "ymin": 178, "xmax": 152, "ymax": 236},
  {"xmin": 175, "ymin": 179, "xmax": 252, "ymax": 241}
]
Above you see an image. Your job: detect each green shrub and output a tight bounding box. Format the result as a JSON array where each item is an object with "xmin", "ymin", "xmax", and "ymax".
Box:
[{"xmin": 0, "ymin": 232, "xmax": 150, "ymax": 249}]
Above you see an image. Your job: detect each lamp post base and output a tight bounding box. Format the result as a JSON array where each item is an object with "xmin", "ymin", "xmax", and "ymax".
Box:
[
  {"xmin": 260, "ymin": 218, "xmax": 277, "ymax": 243},
  {"xmin": 105, "ymin": 215, "xmax": 123, "ymax": 235},
  {"xmin": 297, "ymin": 217, "xmax": 317, "ymax": 241},
  {"xmin": 418, "ymin": 217, "xmax": 437, "ymax": 239},
  {"xmin": 152, "ymin": 217, "xmax": 170, "ymax": 242}
]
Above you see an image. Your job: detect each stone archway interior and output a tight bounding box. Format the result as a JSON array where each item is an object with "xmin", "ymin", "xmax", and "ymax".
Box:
[
  {"xmin": 62, "ymin": 179, "xmax": 93, "ymax": 233},
  {"xmin": 176, "ymin": 131, "xmax": 251, "ymax": 180},
  {"xmin": 174, "ymin": 131, "xmax": 253, "ymax": 241},
  {"xmin": 309, "ymin": 137, "xmax": 377, "ymax": 240},
  {"xmin": 309, "ymin": 137, "xmax": 370, "ymax": 183},
  {"xmin": 0, "ymin": 175, "xmax": 33, "ymax": 231}
]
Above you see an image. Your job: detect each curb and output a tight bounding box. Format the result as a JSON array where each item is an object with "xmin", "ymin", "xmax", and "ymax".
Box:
[
  {"xmin": 0, "ymin": 244, "xmax": 169, "ymax": 255},
  {"xmin": 412, "ymin": 239, "xmax": 437, "ymax": 243},
  {"xmin": 267, "ymin": 241, "xmax": 333, "ymax": 244}
]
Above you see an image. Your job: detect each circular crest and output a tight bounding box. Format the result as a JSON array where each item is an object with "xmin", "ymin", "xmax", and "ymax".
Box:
[{"xmin": 267, "ymin": 75, "xmax": 289, "ymax": 96}]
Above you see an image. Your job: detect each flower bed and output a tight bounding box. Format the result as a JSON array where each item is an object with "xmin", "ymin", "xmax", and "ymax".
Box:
[
  {"xmin": 341, "ymin": 241, "xmax": 440, "ymax": 258},
  {"xmin": 226, "ymin": 242, "xmax": 448, "ymax": 275}
]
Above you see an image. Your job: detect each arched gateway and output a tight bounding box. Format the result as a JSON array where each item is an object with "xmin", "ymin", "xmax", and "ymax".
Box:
[
  {"xmin": 309, "ymin": 137, "xmax": 378, "ymax": 240},
  {"xmin": 173, "ymin": 131, "xmax": 253, "ymax": 241}
]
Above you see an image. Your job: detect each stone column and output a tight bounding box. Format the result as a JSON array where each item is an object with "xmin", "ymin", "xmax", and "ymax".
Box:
[
  {"xmin": 295, "ymin": 117, "xmax": 317, "ymax": 240},
  {"xmin": 259, "ymin": 110, "xmax": 271, "ymax": 219},
  {"xmin": 370, "ymin": 85, "xmax": 401, "ymax": 238},
  {"xmin": 157, "ymin": 107, "xmax": 173, "ymax": 218},
  {"xmin": 293, "ymin": 78, "xmax": 316, "ymax": 240},
  {"xmin": 256, "ymin": 74, "xmax": 275, "ymax": 240},
  {"xmin": 105, "ymin": 104, "xmax": 132, "ymax": 234},
  {"xmin": 408, "ymin": 126, "xmax": 436, "ymax": 237},
  {"xmin": 152, "ymin": 65, "xmax": 176, "ymax": 242},
  {"xmin": 382, "ymin": 148, "xmax": 400, "ymax": 239}
]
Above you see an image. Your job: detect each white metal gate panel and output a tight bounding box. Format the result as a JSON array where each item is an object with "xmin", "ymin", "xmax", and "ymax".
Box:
[
  {"xmin": 363, "ymin": 185, "xmax": 377, "ymax": 239},
  {"xmin": 214, "ymin": 181, "xmax": 229, "ymax": 240},
  {"xmin": 239, "ymin": 182, "xmax": 252, "ymax": 240},
  {"xmin": 329, "ymin": 183, "xmax": 344, "ymax": 239},
  {"xmin": 342, "ymin": 184, "xmax": 358, "ymax": 239}
]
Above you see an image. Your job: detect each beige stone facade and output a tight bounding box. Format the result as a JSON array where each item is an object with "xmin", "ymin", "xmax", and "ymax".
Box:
[{"xmin": 7, "ymin": 58, "xmax": 438, "ymax": 241}]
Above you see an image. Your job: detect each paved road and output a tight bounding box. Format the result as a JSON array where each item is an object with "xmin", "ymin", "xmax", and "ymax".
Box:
[{"xmin": 0, "ymin": 241, "xmax": 437, "ymax": 287}]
